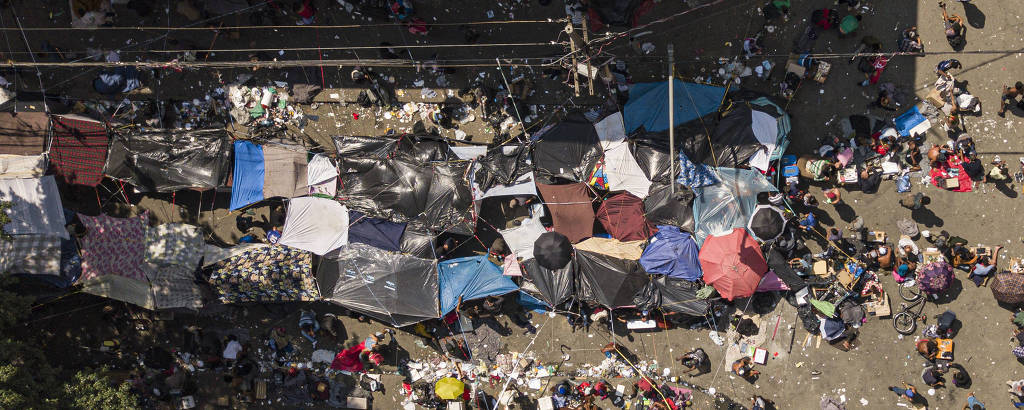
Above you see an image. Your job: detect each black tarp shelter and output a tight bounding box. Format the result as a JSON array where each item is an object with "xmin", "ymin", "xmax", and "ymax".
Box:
[
  {"xmin": 575, "ymin": 250, "xmax": 652, "ymax": 308},
  {"xmin": 522, "ymin": 258, "xmax": 575, "ymax": 307},
  {"xmin": 104, "ymin": 129, "xmax": 232, "ymax": 192},
  {"xmin": 531, "ymin": 114, "xmax": 602, "ymax": 182}
]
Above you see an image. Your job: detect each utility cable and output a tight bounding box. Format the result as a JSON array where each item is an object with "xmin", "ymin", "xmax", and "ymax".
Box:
[{"xmin": 0, "ymin": 19, "xmax": 566, "ymax": 31}]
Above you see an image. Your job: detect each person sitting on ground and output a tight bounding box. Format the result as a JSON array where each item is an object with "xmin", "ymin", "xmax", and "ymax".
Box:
[
  {"xmin": 940, "ymin": 2, "xmax": 967, "ymax": 50},
  {"xmin": 888, "ymin": 381, "xmax": 919, "ymax": 404},
  {"xmin": 298, "ymin": 309, "xmax": 320, "ymax": 348},
  {"xmin": 838, "ymin": 14, "xmax": 862, "ymax": 36},
  {"xmin": 962, "ymin": 392, "xmax": 984, "ymax": 410},
  {"xmin": 223, "ymin": 334, "xmax": 243, "ymax": 368},
  {"xmin": 936, "ymin": 59, "xmax": 962, "ymax": 79},
  {"xmin": 751, "ymin": 395, "xmax": 770, "ymax": 410},
  {"xmin": 999, "ymin": 81, "xmax": 1024, "ymax": 117},
  {"xmin": 948, "ymin": 363, "xmax": 971, "ymax": 388},
  {"xmin": 803, "ymin": 193, "xmax": 819, "ymax": 209},
  {"xmin": 812, "ymin": 8, "xmax": 840, "ymax": 30},
  {"xmin": 798, "ymin": 211, "xmax": 817, "ymax": 233},
  {"xmin": 989, "ymin": 156, "xmax": 1010, "ymax": 182},
  {"xmin": 850, "ymin": 35, "xmax": 881, "ymax": 64},
  {"xmin": 970, "ymin": 247, "xmax": 1003, "ymax": 286},
  {"xmin": 732, "ymin": 357, "xmax": 760, "ymax": 381},
  {"xmin": 899, "ymin": 26, "xmax": 923, "ymax": 52},
  {"xmin": 677, "ymin": 348, "xmax": 709, "ymax": 376},
  {"xmin": 922, "ymin": 365, "xmax": 946, "ymax": 387},
  {"xmin": 269, "ymin": 328, "xmax": 294, "ymax": 358},
  {"xmin": 951, "ymin": 243, "xmax": 979, "ymax": 268},
  {"xmin": 362, "ymin": 328, "xmax": 397, "ymax": 366},
  {"xmin": 823, "ymin": 187, "xmax": 842, "ymax": 204},
  {"xmin": 917, "ymin": 338, "xmax": 939, "ymax": 361}
]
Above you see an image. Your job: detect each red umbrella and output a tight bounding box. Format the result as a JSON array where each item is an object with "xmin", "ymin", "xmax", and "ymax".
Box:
[{"xmin": 699, "ymin": 228, "xmax": 769, "ymax": 300}]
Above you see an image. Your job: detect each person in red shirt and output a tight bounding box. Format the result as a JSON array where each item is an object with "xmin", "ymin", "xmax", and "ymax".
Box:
[{"xmin": 294, "ymin": 0, "xmax": 315, "ymax": 25}]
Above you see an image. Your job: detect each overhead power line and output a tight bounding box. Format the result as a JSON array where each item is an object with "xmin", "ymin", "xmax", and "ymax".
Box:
[
  {"xmin": 0, "ymin": 41, "xmax": 565, "ymax": 56},
  {"xmin": 0, "ymin": 19, "xmax": 566, "ymax": 31}
]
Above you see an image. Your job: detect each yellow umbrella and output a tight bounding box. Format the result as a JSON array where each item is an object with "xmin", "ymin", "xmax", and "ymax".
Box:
[{"xmin": 435, "ymin": 377, "xmax": 465, "ymax": 400}]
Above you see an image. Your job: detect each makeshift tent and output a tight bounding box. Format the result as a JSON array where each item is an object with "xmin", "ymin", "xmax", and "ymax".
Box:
[
  {"xmin": 699, "ymin": 228, "xmax": 768, "ymax": 301},
  {"xmin": 756, "ymin": 271, "xmax": 791, "ymax": 292},
  {"xmin": 81, "ymin": 274, "xmax": 156, "ymax": 310},
  {"xmin": 991, "ymin": 271, "xmax": 1024, "ymax": 305},
  {"xmin": 629, "ymin": 119, "xmax": 717, "ymax": 184},
  {"xmin": 208, "ymin": 245, "xmax": 318, "ymax": 303},
  {"xmin": 594, "ymin": 112, "xmax": 652, "ymax": 198},
  {"xmin": 498, "ymin": 216, "xmax": 546, "ymax": 261},
  {"xmin": 399, "ymin": 223, "xmax": 436, "ymax": 259},
  {"xmin": 0, "ymin": 112, "xmax": 48, "ymax": 156},
  {"xmin": 0, "ymin": 154, "xmax": 46, "ymax": 179},
  {"xmin": 707, "ymin": 95, "xmax": 791, "ymax": 170},
  {"xmin": 307, "ymin": 154, "xmax": 338, "ymax": 197},
  {"xmin": 535, "ymin": 182, "xmax": 594, "ymax": 243},
  {"xmin": 533, "ymin": 231, "xmax": 573, "ymax": 270},
  {"xmin": 574, "ymin": 237, "xmax": 645, "ymax": 261},
  {"xmin": 50, "ymin": 114, "xmax": 109, "ymax": 186},
  {"xmin": 597, "ymin": 192, "xmax": 656, "ymax": 241},
  {"xmin": 643, "ymin": 182, "xmax": 695, "ymax": 233},
  {"xmin": 229, "ymin": 140, "xmax": 265, "ymax": 210},
  {"xmin": 145, "ymin": 223, "xmax": 204, "ymax": 268},
  {"xmin": 586, "ymin": 0, "xmax": 653, "ymax": 30},
  {"xmin": 747, "ymin": 204, "xmax": 786, "ymax": 242},
  {"xmin": 104, "ymin": 129, "xmax": 232, "ymax": 192},
  {"xmin": 147, "ymin": 264, "xmax": 204, "ymax": 310},
  {"xmin": 438, "ymin": 256, "xmax": 518, "ymax": 315},
  {"xmin": 262, "ymin": 145, "xmax": 309, "ymax": 199},
  {"xmin": 676, "ymin": 151, "xmax": 718, "ymax": 189},
  {"xmin": 474, "ymin": 171, "xmax": 538, "ymax": 201},
  {"xmin": 0, "ymin": 234, "xmax": 61, "ymax": 275},
  {"xmin": 78, "ymin": 212, "xmax": 149, "ymax": 282},
  {"xmin": 575, "ymin": 249, "xmax": 652, "ymax": 308},
  {"xmin": 278, "ymin": 197, "xmax": 349, "ymax": 256},
  {"xmin": 319, "ymin": 243, "xmax": 439, "ymax": 327},
  {"xmin": 640, "ymin": 226, "xmax": 702, "ymax": 281},
  {"xmin": 0, "ymin": 176, "xmax": 69, "ymax": 239},
  {"xmin": 624, "ymin": 79, "xmax": 726, "ymax": 133},
  {"xmin": 655, "ymin": 276, "xmax": 711, "ymax": 317},
  {"xmin": 347, "ymin": 210, "xmax": 405, "ymax": 252},
  {"xmin": 472, "ymin": 144, "xmax": 532, "ymax": 193},
  {"xmin": 522, "ymin": 258, "xmax": 575, "ymax": 307},
  {"xmin": 531, "ymin": 114, "xmax": 603, "ymax": 182},
  {"xmin": 692, "ymin": 167, "xmax": 776, "ymax": 245},
  {"xmin": 202, "ymin": 243, "xmax": 267, "ymax": 268}
]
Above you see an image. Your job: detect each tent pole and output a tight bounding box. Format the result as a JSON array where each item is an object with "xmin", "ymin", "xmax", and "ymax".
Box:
[{"xmin": 667, "ymin": 44, "xmax": 675, "ymax": 194}]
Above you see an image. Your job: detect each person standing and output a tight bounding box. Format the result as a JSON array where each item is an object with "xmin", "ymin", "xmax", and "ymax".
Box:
[{"xmin": 889, "ymin": 381, "xmax": 919, "ymax": 404}]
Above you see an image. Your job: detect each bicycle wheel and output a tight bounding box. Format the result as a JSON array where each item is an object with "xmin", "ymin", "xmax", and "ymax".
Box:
[
  {"xmin": 899, "ymin": 283, "xmax": 923, "ymax": 302},
  {"xmin": 893, "ymin": 311, "xmax": 917, "ymax": 335}
]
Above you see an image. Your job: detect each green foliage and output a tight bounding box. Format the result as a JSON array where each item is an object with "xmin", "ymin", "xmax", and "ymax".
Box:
[
  {"xmin": 61, "ymin": 370, "xmax": 139, "ymax": 410},
  {"xmin": 0, "ymin": 277, "xmax": 32, "ymax": 329},
  {"xmin": 0, "ymin": 201, "xmax": 12, "ymax": 242}
]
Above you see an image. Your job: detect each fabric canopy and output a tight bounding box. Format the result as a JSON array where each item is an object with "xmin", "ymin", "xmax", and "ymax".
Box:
[
  {"xmin": 533, "ymin": 231, "xmax": 573, "ymax": 270},
  {"xmin": 319, "ymin": 243, "xmax": 439, "ymax": 327},
  {"xmin": 531, "ymin": 114, "xmax": 603, "ymax": 182},
  {"xmin": 81, "ymin": 274, "xmax": 156, "ymax": 310},
  {"xmin": 79, "ymin": 212, "xmax": 149, "ymax": 282},
  {"xmin": 0, "ymin": 154, "xmax": 46, "ymax": 179},
  {"xmin": 0, "ymin": 175, "xmax": 68, "ymax": 239},
  {"xmin": 263, "ymin": 145, "xmax": 309, "ymax": 199},
  {"xmin": 640, "ymin": 225, "xmax": 702, "ymax": 280},
  {"xmin": 438, "ymin": 256, "xmax": 518, "ymax": 315},
  {"xmin": 104, "ymin": 129, "xmax": 232, "ymax": 192},
  {"xmin": 575, "ymin": 249, "xmax": 652, "ymax": 308},
  {"xmin": 624, "ymin": 79, "xmax": 726, "ymax": 133},
  {"xmin": 278, "ymin": 197, "xmax": 349, "ymax": 256},
  {"xmin": 145, "ymin": 223, "xmax": 204, "ymax": 268},
  {"xmin": 347, "ymin": 210, "xmax": 405, "ymax": 252},
  {"xmin": 655, "ymin": 276, "xmax": 711, "ymax": 317},
  {"xmin": 747, "ymin": 204, "xmax": 786, "ymax": 242},
  {"xmin": 597, "ymin": 192, "xmax": 656, "ymax": 241},
  {"xmin": 699, "ymin": 228, "xmax": 768, "ymax": 301},
  {"xmin": 50, "ymin": 115, "xmax": 108, "ymax": 186},
  {"xmin": 595, "ymin": 112, "xmax": 652, "ymax": 198},
  {"xmin": 692, "ymin": 167, "xmax": 776, "ymax": 245},
  {"xmin": 0, "ymin": 234, "xmax": 61, "ymax": 275},
  {"xmin": 756, "ymin": 271, "xmax": 790, "ymax": 292},
  {"xmin": 574, "ymin": 237, "xmax": 645, "ymax": 260},
  {"xmin": 522, "ymin": 258, "xmax": 575, "ymax": 307},
  {"xmin": 0, "ymin": 112, "xmax": 48, "ymax": 156},
  {"xmin": 229, "ymin": 140, "xmax": 265, "ymax": 210},
  {"xmin": 147, "ymin": 263, "xmax": 204, "ymax": 310},
  {"xmin": 208, "ymin": 245, "xmax": 318, "ymax": 304},
  {"xmin": 535, "ymin": 182, "xmax": 594, "ymax": 243},
  {"xmin": 307, "ymin": 154, "xmax": 338, "ymax": 197}
]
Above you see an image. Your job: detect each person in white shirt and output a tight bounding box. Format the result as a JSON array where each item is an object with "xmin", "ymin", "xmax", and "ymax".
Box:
[{"xmin": 222, "ymin": 334, "xmax": 243, "ymax": 368}]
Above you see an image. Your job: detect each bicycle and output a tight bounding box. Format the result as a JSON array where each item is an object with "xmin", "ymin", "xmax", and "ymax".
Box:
[{"xmin": 893, "ymin": 280, "xmax": 927, "ymax": 335}]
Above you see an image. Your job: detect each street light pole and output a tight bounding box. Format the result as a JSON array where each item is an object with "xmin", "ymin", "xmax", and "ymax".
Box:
[{"xmin": 667, "ymin": 43, "xmax": 675, "ymax": 194}]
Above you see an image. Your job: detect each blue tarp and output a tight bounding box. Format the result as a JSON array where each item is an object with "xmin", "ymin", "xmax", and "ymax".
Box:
[
  {"xmin": 639, "ymin": 225, "xmax": 702, "ymax": 281},
  {"xmin": 517, "ymin": 291, "xmax": 550, "ymax": 313},
  {"xmin": 348, "ymin": 211, "xmax": 406, "ymax": 252},
  {"xmin": 894, "ymin": 105, "xmax": 927, "ymax": 137},
  {"xmin": 438, "ymin": 256, "xmax": 519, "ymax": 315},
  {"xmin": 624, "ymin": 79, "xmax": 726, "ymax": 133},
  {"xmin": 229, "ymin": 140, "xmax": 265, "ymax": 210}
]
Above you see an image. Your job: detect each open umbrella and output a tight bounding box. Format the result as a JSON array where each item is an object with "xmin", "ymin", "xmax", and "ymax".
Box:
[
  {"xmin": 699, "ymin": 228, "xmax": 768, "ymax": 300},
  {"xmin": 435, "ymin": 377, "xmax": 465, "ymax": 400},
  {"xmin": 747, "ymin": 204, "xmax": 786, "ymax": 242},
  {"xmin": 534, "ymin": 231, "xmax": 573, "ymax": 269},
  {"xmin": 992, "ymin": 271, "xmax": 1024, "ymax": 305},
  {"xmin": 917, "ymin": 262, "xmax": 954, "ymax": 295}
]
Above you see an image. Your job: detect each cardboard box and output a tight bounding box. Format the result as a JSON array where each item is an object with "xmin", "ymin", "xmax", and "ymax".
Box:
[
  {"xmin": 927, "ymin": 88, "xmax": 945, "ymax": 107},
  {"xmin": 868, "ymin": 231, "xmax": 886, "ymax": 243},
  {"xmin": 936, "ymin": 338, "xmax": 954, "ymax": 360},
  {"xmin": 943, "ymin": 178, "xmax": 959, "ymax": 189},
  {"xmin": 537, "ymin": 397, "xmax": 555, "ymax": 410},
  {"xmin": 346, "ymin": 397, "xmax": 369, "ymax": 409},
  {"xmin": 786, "ymin": 62, "xmax": 806, "ymax": 77},
  {"xmin": 753, "ymin": 348, "xmax": 769, "ymax": 365}
]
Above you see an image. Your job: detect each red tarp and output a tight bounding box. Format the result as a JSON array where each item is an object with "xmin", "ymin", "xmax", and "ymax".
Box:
[
  {"xmin": 330, "ymin": 342, "xmax": 366, "ymax": 372},
  {"xmin": 929, "ymin": 157, "xmax": 972, "ymax": 192},
  {"xmin": 597, "ymin": 192, "xmax": 657, "ymax": 241},
  {"xmin": 536, "ymin": 182, "xmax": 595, "ymax": 243},
  {"xmin": 50, "ymin": 115, "xmax": 108, "ymax": 186},
  {"xmin": 699, "ymin": 228, "xmax": 768, "ymax": 300}
]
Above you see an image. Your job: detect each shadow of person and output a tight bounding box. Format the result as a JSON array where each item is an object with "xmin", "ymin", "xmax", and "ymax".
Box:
[
  {"xmin": 932, "ymin": 278, "xmax": 964, "ymax": 304},
  {"xmin": 911, "ymin": 206, "xmax": 945, "ymax": 228},
  {"xmin": 995, "ymin": 181, "xmax": 1019, "ymax": 198},
  {"xmin": 832, "ymin": 202, "xmax": 857, "ymax": 223},
  {"xmin": 963, "ymin": 2, "xmax": 985, "ymax": 29}
]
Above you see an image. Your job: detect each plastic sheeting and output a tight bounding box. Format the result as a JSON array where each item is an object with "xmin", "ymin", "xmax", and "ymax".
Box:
[
  {"xmin": 307, "ymin": 154, "xmax": 338, "ymax": 197},
  {"xmin": 473, "ymin": 144, "xmax": 532, "ymax": 193},
  {"xmin": 229, "ymin": 140, "xmax": 265, "ymax": 210},
  {"xmin": 263, "ymin": 145, "xmax": 309, "ymax": 199},
  {"xmin": 278, "ymin": 197, "xmax": 349, "ymax": 255},
  {"xmin": 319, "ymin": 243, "xmax": 439, "ymax": 327},
  {"xmin": 438, "ymin": 256, "xmax": 518, "ymax": 315},
  {"xmin": 104, "ymin": 129, "xmax": 232, "ymax": 192},
  {"xmin": 535, "ymin": 182, "xmax": 594, "ymax": 243},
  {"xmin": 640, "ymin": 226, "xmax": 702, "ymax": 281},
  {"xmin": 575, "ymin": 249, "xmax": 652, "ymax": 308},
  {"xmin": 624, "ymin": 79, "xmax": 726, "ymax": 133},
  {"xmin": 399, "ymin": 223, "xmax": 436, "ymax": 259},
  {"xmin": 531, "ymin": 114, "xmax": 603, "ymax": 182},
  {"xmin": 498, "ymin": 216, "xmax": 546, "ymax": 261},
  {"xmin": 597, "ymin": 192, "xmax": 656, "ymax": 241},
  {"xmin": 629, "ymin": 119, "xmax": 718, "ymax": 183},
  {"xmin": 0, "ymin": 175, "xmax": 68, "ymax": 239},
  {"xmin": 709, "ymin": 95, "xmax": 790, "ymax": 169},
  {"xmin": 347, "ymin": 210, "xmax": 405, "ymax": 252},
  {"xmin": 643, "ymin": 182, "xmax": 695, "ymax": 233},
  {"xmin": 692, "ymin": 168, "xmax": 776, "ymax": 246},
  {"xmin": 595, "ymin": 112, "xmax": 652, "ymax": 198},
  {"xmin": 655, "ymin": 276, "xmax": 711, "ymax": 317}
]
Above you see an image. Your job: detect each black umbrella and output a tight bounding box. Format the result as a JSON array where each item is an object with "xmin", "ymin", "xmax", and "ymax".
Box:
[
  {"xmin": 534, "ymin": 231, "xmax": 573, "ymax": 269},
  {"xmin": 747, "ymin": 204, "xmax": 785, "ymax": 242}
]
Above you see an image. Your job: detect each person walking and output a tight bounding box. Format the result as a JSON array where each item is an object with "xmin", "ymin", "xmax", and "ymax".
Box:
[{"xmin": 889, "ymin": 381, "xmax": 920, "ymax": 405}]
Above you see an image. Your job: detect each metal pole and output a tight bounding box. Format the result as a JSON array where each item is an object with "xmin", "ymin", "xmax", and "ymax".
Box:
[{"xmin": 667, "ymin": 43, "xmax": 675, "ymax": 194}]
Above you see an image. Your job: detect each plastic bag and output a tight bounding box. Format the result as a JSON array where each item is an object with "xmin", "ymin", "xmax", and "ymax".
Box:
[{"xmin": 896, "ymin": 173, "xmax": 911, "ymax": 192}]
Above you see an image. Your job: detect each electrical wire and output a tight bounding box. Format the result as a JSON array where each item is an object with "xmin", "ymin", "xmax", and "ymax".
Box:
[
  {"xmin": 0, "ymin": 19, "xmax": 566, "ymax": 31},
  {"xmin": 2, "ymin": 57, "xmax": 564, "ymax": 68}
]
